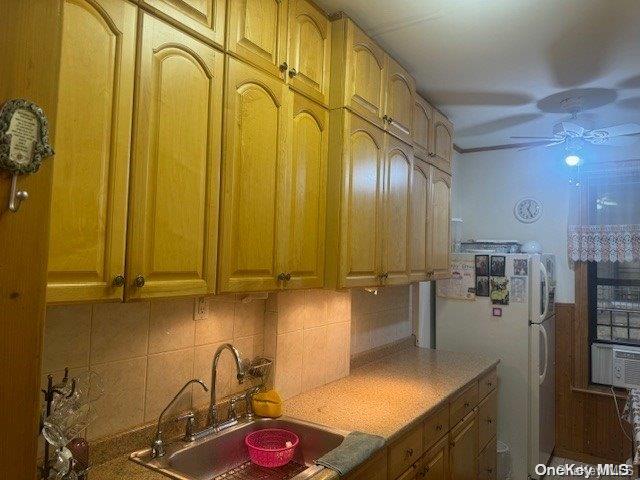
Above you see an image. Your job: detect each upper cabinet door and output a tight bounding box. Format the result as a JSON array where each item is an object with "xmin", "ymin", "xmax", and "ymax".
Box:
[
  {"xmin": 47, "ymin": 0, "xmax": 137, "ymax": 304},
  {"xmin": 382, "ymin": 134, "xmax": 413, "ymax": 285},
  {"xmin": 338, "ymin": 112, "xmax": 385, "ymax": 288},
  {"xmin": 385, "ymin": 57, "xmax": 415, "ymax": 144},
  {"xmin": 127, "ymin": 14, "xmax": 223, "ymax": 300},
  {"xmin": 410, "ymin": 161, "xmax": 429, "ymax": 282},
  {"xmin": 141, "ymin": 0, "xmax": 225, "ymax": 48},
  {"xmin": 428, "ymin": 167, "xmax": 452, "ymax": 279},
  {"xmin": 227, "ymin": 0, "xmax": 288, "ymax": 79},
  {"xmin": 412, "ymin": 96, "xmax": 433, "ymax": 159},
  {"xmin": 430, "ymin": 109, "xmax": 454, "ymax": 173},
  {"xmin": 218, "ymin": 58, "xmax": 289, "ymax": 293},
  {"xmin": 288, "ymin": 0, "xmax": 331, "ymax": 106},
  {"xmin": 283, "ymin": 94, "xmax": 328, "ymax": 289},
  {"xmin": 337, "ymin": 19, "xmax": 387, "ymax": 128}
]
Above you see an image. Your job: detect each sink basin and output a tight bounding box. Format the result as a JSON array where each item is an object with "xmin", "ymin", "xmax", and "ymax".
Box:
[{"xmin": 130, "ymin": 417, "xmax": 348, "ymax": 480}]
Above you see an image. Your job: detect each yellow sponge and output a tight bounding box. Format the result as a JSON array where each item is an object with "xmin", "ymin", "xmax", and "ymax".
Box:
[{"xmin": 252, "ymin": 389, "xmax": 283, "ymax": 418}]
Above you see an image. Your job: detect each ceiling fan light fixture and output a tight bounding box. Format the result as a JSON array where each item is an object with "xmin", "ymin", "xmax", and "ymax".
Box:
[{"xmin": 564, "ymin": 154, "xmax": 581, "ymax": 167}]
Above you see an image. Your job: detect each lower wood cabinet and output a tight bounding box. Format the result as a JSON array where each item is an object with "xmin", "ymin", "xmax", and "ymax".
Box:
[
  {"xmin": 421, "ymin": 435, "xmax": 449, "ymax": 480},
  {"xmin": 388, "ymin": 424, "xmax": 423, "ymax": 479},
  {"xmin": 478, "ymin": 436, "xmax": 497, "ymax": 480},
  {"xmin": 449, "ymin": 410, "xmax": 478, "ymax": 480},
  {"xmin": 345, "ymin": 448, "xmax": 388, "ymax": 480}
]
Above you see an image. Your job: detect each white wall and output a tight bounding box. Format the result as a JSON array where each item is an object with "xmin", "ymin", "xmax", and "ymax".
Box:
[{"xmin": 453, "ymin": 149, "xmax": 575, "ymax": 302}]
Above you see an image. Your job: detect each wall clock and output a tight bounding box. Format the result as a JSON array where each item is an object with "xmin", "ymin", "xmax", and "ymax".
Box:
[{"xmin": 514, "ymin": 197, "xmax": 542, "ymax": 223}]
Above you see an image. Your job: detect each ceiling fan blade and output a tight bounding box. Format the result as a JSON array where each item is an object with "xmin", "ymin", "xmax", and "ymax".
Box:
[
  {"xmin": 587, "ymin": 123, "xmax": 640, "ymax": 138},
  {"xmin": 556, "ymin": 122, "xmax": 585, "ymax": 137},
  {"xmin": 587, "ymin": 135, "xmax": 639, "ymax": 147},
  {"xmin": 510, "ymin": 136, "xmax": 560, "ymax": 140},
  {"xmin": 516, "ymin": 140, "xmax": 564, "ymax": 151}
]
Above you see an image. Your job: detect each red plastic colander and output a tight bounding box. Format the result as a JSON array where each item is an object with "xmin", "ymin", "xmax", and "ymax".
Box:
[{"xmin": 245, "ymin": 428, "xmax": 299, "ymax": 468}]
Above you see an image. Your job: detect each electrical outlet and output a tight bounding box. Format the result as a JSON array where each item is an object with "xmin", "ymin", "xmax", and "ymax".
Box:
[{"xmin": 195, "ymin": 296, "xmax": 208, "ymax": 321}]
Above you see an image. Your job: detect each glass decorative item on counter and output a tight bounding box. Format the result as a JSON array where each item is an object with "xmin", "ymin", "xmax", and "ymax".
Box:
[{"xmin": 40, "ymin": 369, "xmax": 103, "ymax": 479}]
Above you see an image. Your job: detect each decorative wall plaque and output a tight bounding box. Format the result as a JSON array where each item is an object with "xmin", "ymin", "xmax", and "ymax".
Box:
[{"xmin": 0, "ymin": 99, "xmax": 54, "ymax": 212}]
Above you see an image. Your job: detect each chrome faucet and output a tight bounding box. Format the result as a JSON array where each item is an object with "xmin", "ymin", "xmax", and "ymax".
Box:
[
  {"xmin": 208, "ymin": 343, "xmax": 245, "ymax": 429},
  {"xmin": 151, "ymin": 379, "xmax": 208, "ymax": 458}
]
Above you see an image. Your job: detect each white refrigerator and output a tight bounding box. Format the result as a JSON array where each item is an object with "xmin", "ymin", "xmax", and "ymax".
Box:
[{"xmin": 436, "ymin": 253, "xmax": 556, "ymax": 480}]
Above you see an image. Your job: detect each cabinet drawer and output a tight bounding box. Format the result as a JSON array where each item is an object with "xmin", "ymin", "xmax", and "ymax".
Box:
[
  {"xmin": 423, "ymin": 402, "xmax": 449, "ymax": 451},
  {"xmin": 395, "ymin": 459, "xmax": 422, "ymax": 480},
  {"xmin": 478, "ymin": 388, "xmax": 497, "ymax": 452},
  {"xmin": 478, "ymin": 436, "xmax": 497, "ymax": 480},
  {"xmin": 388, "ymin": 424, "xmax": 423, "ymax": 479},
  {"xmin": 450, "ymin": 381, "xmax": 478, "ymax": 427},
  {"xmin": 478, "ymin": 368, "xmax": 497, "ymax": 400}
]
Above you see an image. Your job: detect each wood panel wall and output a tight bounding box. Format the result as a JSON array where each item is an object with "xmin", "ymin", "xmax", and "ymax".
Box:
[
  {"xmin": 0, "ymin": 1, "xmax": 63, "ymax": 476},
  {"xmin": 555, "ymin": 302, "xmax": 632, "ymax": 463}
]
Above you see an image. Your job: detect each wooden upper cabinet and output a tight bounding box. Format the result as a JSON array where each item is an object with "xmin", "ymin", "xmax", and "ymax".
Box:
[
  {"xmin": 140, "ymin": 0, "xmax": 225, "ymax": 48},
  {"xmin": 126, "ymin": 14, "xmax": 223, "ymax": 300},
  {"xmin": 326, "ymin": 110, "xmax": 385, "ymax": 289},
  {"xmin": 330, "ymin": 17, "xmax": 387, "ymax": 128},
  {"xmin": 227, "ymin": 0, "xmax": 288, "ymax": 79},
  {"xmin": 413, "ymin": 95, "xmax": 433, "ymax": 159},
  {"xmin": 284, "ymin": 94, "xmax": 328, "ymax": 289},
  {"xmin": 385, "ymin": 57, "xmax": 415, "ymax": 144},
  {"xmin": 382, "ymin": 135, "xmax": 413, "ymax": 286},
  {"xmin": 288, "ymin": 0, "xmax": 331, "ymax": 106},
  {"xmin": 47, "ymin": 0, "xmax": 137, "ymax": 304},
  {"xmin": 218, "ymin": 57, "xmax": 289, "ymax": 293},
  {"xmin": 430, "ymin": 109, "xmax": 454, "ymax": 173},
  {"xmin": 449, "ymin": 411, "xmax": 479, "ymax": 480},
  {"xmin": 427, "ymin": 167, "xmax": 452, "ymax": 279},
  {"xmin": 410, "ymin": 161, "xmax": 430, "ymax": 282}
]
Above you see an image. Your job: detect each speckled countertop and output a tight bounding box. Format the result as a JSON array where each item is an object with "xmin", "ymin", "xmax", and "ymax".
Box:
[{"xmin": 91, "ymin": 347, "xmax": 499, "ymax": 479}]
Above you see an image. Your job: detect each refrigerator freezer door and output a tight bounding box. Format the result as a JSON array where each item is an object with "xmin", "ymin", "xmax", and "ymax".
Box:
[{"xmin": 529, "ymin": 315, "xmax": 556, "ymax": 478}]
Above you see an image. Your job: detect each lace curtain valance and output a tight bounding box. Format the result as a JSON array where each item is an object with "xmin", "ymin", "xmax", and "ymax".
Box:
[{"xmin": 568, "ymin": 160, "xmax": 640, "ymax": 263}]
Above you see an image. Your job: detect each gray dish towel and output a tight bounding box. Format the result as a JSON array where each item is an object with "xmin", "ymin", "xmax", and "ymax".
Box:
[{"xmin": 315, "ymin": 431, "xmax": 386, "ymax": 476}]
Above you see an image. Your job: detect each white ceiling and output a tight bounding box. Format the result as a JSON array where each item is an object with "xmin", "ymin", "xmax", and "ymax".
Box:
[{"xmin": 314, "ymin": 0, "xmax": 640, "ymax": 150}]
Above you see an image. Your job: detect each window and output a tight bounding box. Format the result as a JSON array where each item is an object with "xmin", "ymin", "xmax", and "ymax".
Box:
[{"xmin": 587, "ymin": 169, "xmax": 640, "ymax": 346}]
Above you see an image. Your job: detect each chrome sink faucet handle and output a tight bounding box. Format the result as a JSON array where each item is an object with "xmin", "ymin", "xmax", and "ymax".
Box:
[{"xmin": 151, "ymin": 379, "xmax": 208, "ymax": 458}]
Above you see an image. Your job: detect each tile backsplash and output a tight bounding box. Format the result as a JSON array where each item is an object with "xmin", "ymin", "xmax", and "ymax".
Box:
[
  {"xmin": 266, "ymin": 290, "xmax": 352, "ymax": 400},
  {"xmin": 350, "ymin": 285, "xmax": 413, "ymax": 356},
  {"xmin": 42, "ymin": 295, "xmax": 265, "ymax": 441},
  {"xmin": 41, "ymin": 285, "xmax": 412, "ymax": 441}
]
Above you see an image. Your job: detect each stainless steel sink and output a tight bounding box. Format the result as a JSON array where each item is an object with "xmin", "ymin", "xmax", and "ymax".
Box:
[{"xmin": 130, "ymin": 417, "xmax": 348, "ymax": 480}]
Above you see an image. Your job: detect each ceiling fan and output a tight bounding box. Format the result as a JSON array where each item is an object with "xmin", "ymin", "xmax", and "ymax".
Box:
[{"xmin": 510, "ymin": 98, "xmax": 640, "ymax": 151}]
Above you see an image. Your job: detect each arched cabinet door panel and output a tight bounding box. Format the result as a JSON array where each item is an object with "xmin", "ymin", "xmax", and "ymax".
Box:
[
  {"xmin": 385, "ymin": 57, "xmax": 415, "ymax": 144},
  {"xmin": 284, "ymin": 94, "xmax": 328, "ymax": 289},
  {"xmin": 126, "ymin": 13, "xmax": 223, "ymax": 300},
  {"xmin": 288, "ymin": 0, "xmax": 331, "ymax": 106},
  {"xmin": 47, "ymin": 0, "xmax": 137, "ymax": 303},
  {"xmin": 430, "ymin": 109, "xmax": 454, "ymax": 173},
  {"xmin": 218, "ymin": 58, "xmax": 289, "ymax": 293},
  {"xmin": 141, "ymin": 0, "xmax": 226, "ymax": 48},
  {"xmin": 337, "ymin": 112, "xmax": 385, "ymax": 288},
  {"xmin": 410, "ymin": 161, "xmax": 430, "ymax": 282},
  {"xmin": 227, "ymin": 0, "xmax": 288, "ymax": 79},
  {"xmin": 427, "ymin": 167, "xmax": 452, "ymax": 279},
  {"xmin": 412, "ymin": 95, "xmax": 433, "ymax": 160},
  {"xmin": 382, "ymin": 134, "xmax": 413, "ymax": 285}
]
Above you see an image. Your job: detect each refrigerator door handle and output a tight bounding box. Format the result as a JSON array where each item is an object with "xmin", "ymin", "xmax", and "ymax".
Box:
[
  {"xmin": 539, "ymin": 262, "xmax": 549, "ymax": 322},
  {"xmin": 539, "ymin": 323, "xmax": 549, "ymax": 385}
]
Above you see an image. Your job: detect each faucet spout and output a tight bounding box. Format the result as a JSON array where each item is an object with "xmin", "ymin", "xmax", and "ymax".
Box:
[{"xmin": 209, "ymin": 343, "xmax": 245, "ymax": 427}]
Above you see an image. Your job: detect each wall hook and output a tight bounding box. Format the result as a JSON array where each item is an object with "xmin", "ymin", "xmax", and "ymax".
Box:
[{"xmin": 8, "ymin": 173, "xmax": 28, "ymax": 212}]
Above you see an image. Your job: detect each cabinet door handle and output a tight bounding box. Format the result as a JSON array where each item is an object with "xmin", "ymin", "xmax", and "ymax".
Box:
[
  {"xmin": 288, "ymin": 68, "xmax": 298, "ymax": 78},
  {"xmin": 435, "ymin": 424, "xmax": 443, "ymax": 431},
  {"xmin": 279, "ymin": 61, "xmax": 288, "ymax": 72},
  {"xmin": 487, "ymin": 417, "xmax": 493, "ymax": 424},
  {"xmin": 285, "ymin": 272, "xmax": 292, "ymax": 281},
  {"xmin": 382, "ymin": 114, "xmax": 388, "ymax": 122},
  {"xmin": 487, "ymin": 381, "xmax": 493, "ymax": 387},
  {"xmin": 134, "ymin": 275, "xmax": 145, "ymax": 288},
  {"xmin": 463, "ymin": 401, "xmax": 470, "ymax": 408},
  {"xmin": 405, "ymin": 447, "xmax": 413, "ymax": 458},
  {"xmin": 388, "ymin": 116, "xmax": 394, "ymax": 124},
  {"xmin": 112, "ymin": 275, "xmax": 125, "ymax": 287},
  {"xmin": 277, "ymin": 272, "xmax": 287, "ymax": 281}
]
